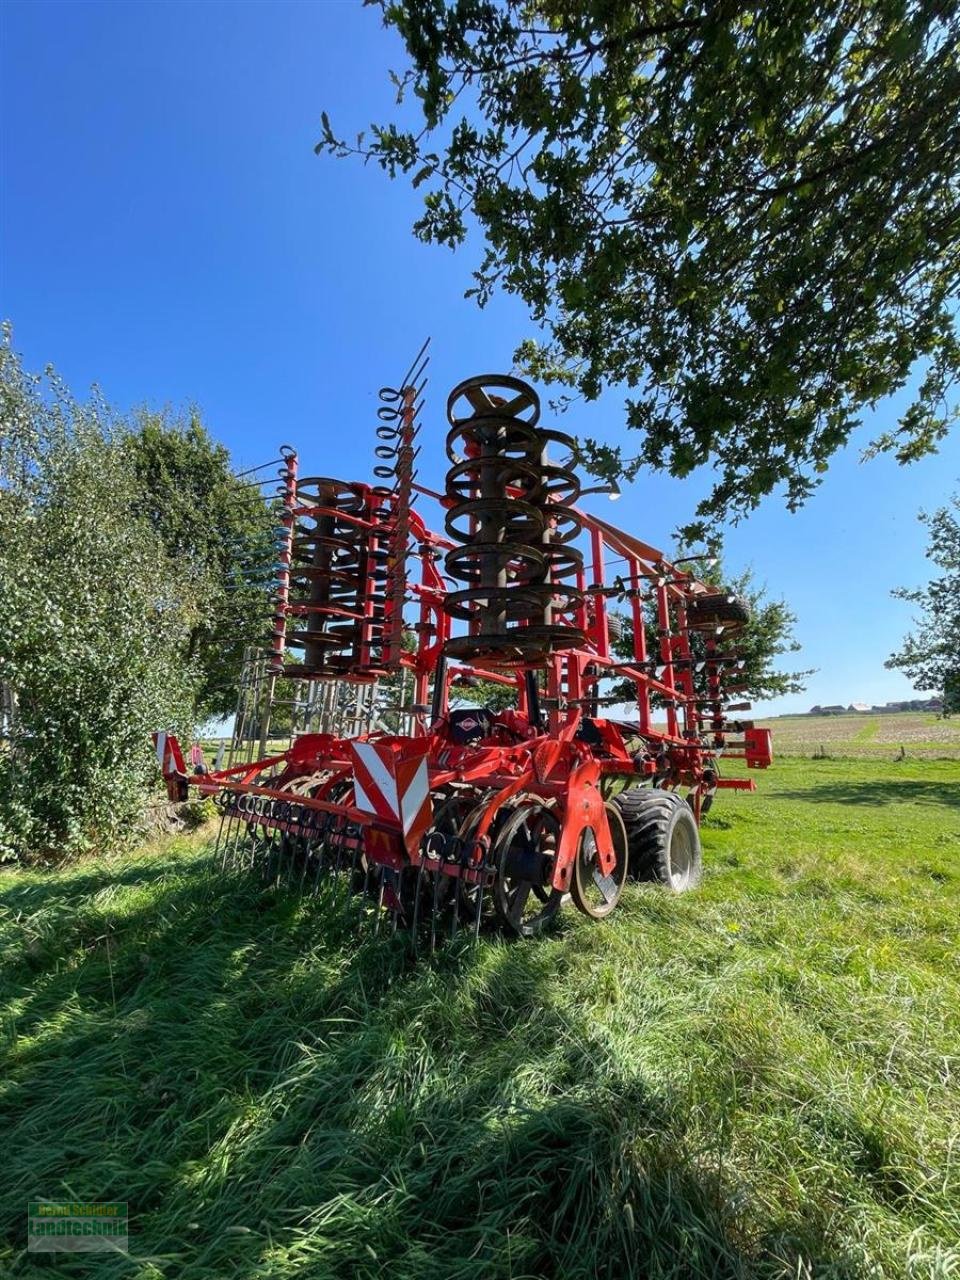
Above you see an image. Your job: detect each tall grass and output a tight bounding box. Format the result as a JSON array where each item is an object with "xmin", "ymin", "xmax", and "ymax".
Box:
[{"xmin": 1, "ymin": 757, "xmax": 958, "ymax": 1278}]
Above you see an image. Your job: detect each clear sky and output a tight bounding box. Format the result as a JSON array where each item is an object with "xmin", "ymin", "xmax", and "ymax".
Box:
[{"xmin": 2, "ymin": 0, "xmax": 957, "ymax": 716}]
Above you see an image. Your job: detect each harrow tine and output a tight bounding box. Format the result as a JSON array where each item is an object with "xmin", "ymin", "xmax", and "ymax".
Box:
[
  {"xmin": 430, "ymin": 862, "xmax": 442, "ymax": 954},
  {"xmin": 450, "ymin": 868, "xmax": 460, "ymax": 944},
  {"xmin": 373, "ymin": 872, "xmax": 386, "ymax": 936},
  {"xmin": 212, "ymin": 806, "xmax": 227, "ymax": 867},
  {"xmin": 296, "ymin": 827, "xmax": 312, "ymax": 894},
  {"xmin": 473, "ymin": 883, "xmax": 485, "ymax": 943},
  {"xmin": 411, "ymin": 858, "xmax": 426, "ymax": 947},
  {"xmin": 222, "ymin": 803, "xmax": 247, "ymax": 873},
  {"xmin": 310, "ymin": 819, "xmax": 330, "ymax": 896},
  {"xmin": 217, "ymin": 809, "xmax": 236, "ymax": 873},
  {"xmin": 265, "ymin": 812, "xmax": 287, "ymax": 887},
  {"xmin": 345, "ymin": 828, "xmax": 364, "ymax": 912}
]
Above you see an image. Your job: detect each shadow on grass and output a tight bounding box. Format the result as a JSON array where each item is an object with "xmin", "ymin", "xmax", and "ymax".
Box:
[
  {"xmin": 0, "ymin": 847, "xmax": 205, "ymax": 916},
  {"xmin": 0, "ymin": 857, "xmax": 884, "ymax": 1279},
  {"xmin": 775, "ymin": 778, "xmax": 960, "ymax": 808}
]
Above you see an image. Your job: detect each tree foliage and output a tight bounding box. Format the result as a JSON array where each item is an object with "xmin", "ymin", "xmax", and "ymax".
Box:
[
  {"xmin": 887, "ymin": 493, "xmax": 960, "ymax": 710},
  {"xmin": 610, "ymin": 554, "xmax": 811, "ymax": 707},
  {"xmin": 0, "ymin": 335, "xmax": 197, "ymax": 859},
  {"xmin": 0, "ymin": 328, "xmax": 278, "ymax": 858},
  {"xmin": 128, "ymin": 415, "xmax": 276, "ymax": 721},
  {"xmin": 319, "ymin": 1, "xmax": 960, "ymax": 537}
]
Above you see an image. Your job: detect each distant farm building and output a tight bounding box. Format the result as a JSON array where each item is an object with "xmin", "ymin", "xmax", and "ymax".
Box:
[{"xmin": 807, "ymin": 698, "xmax": 943, "ymax": 716}]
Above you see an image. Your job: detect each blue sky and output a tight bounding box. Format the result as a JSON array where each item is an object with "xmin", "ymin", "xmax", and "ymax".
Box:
[{"xmin": 2, "ymin": 0, "xmax": 957, "ymax": 716}]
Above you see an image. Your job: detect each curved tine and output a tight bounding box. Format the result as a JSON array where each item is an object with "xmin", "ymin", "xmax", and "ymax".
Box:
[
  {"xmin": 373, "ymin": 875, "xmax": 385, "ymax": 937},
  {"xmin": 212, "ymin": 807, "xmax": 227, "ymax": 866},
  {"xmin": 311, "ymin": 825, "xmax": 328, "ymax": 895},
  {"xmin": 345, "ymin": 828, "xmax": 365, "ymax": 913},
  {"xmin": 224, "ymin": 802, "xmax": 246, "ymax": 872},
  {"xmin": 411, "ymin": 859, "xmax": 427, "ymax": 954},
  {"xmin": 473, "ymin": 850, "xmax": 485, "ymax": 942},
  {"xmin": 410, "ymin": 379, "xmax": 428, "ymax": 415},
  {"xmin": 267, "ymin": 821, "xmax": 285, "ymax": 888},
  {"xmin": 218, "ymin": 809, "xmax": 235, "ymax": 872},
  {"xmin": 245, "ymin": 820, "xmax": 260, "ymax": 873},
  {"xmin": 297, "ymin": 830, "xmax": 312, "ymax": 894},
  {"xmin": 397, "ymin": 336, "xmax": 431, "ymax": 390},
  {"xmin": 430, "ymin": 862, "xmax": 442, "ymax": 954},
  {"xmin": 391, "ymin": 882, "xmax": 401, "ymax": 936},
  {"xmin": 406, "ymin": 367, "xmax": 429, "ymax": 401}
]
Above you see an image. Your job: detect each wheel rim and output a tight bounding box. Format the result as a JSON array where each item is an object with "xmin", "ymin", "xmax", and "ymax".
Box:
[
  {"xmin": 492, "ymin": 800, "xmax": 563, "ymax": 937},
  {"xmin": 668, "ymin": 818, "xmax": 698, "ymax": 890},
  {"xmin": 570, "ymin": 802, "xmax": 628, "ymax": 920}
]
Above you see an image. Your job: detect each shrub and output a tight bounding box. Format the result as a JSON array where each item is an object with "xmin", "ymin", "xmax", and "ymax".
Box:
[{"xmin": 0, "ymin": 331, "xmax": 197, "ymax": 860}]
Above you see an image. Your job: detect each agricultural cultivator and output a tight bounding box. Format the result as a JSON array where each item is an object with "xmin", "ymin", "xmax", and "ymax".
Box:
[{"xmin": 157, "ymin": 345, "xmax": 771, "ymax": 943}]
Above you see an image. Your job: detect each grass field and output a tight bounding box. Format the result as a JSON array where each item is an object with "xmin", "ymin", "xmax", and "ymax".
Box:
[
  {"xmin": 755, "ymin": 711, "xmax": 960, "ymax": 761},
  {"xmin": 1, "ymin": 757, "xmax": 958, "ymax": 1279}
]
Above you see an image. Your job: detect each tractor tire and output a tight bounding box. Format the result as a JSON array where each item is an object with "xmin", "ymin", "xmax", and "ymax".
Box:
[
  {"xmin": 612, "ymin": 787, "xmax": 703, "ymax": 891},
  {"xmin": 685, "ymin": 593, "xmax": 750, "ymax": 630}
]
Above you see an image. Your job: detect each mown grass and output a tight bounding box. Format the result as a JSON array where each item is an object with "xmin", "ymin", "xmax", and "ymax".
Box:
[{"xmin": 1, "ymin": 757, "xmax": 958, "ymax": 1279}]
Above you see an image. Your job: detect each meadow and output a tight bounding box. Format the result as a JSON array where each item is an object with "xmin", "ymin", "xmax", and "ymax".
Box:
[{"xmin": 1, "ymin": 751, "xmax": 958, "ymax": 1278}]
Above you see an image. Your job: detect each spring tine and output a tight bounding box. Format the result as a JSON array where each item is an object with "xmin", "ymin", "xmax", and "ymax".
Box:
[
  {"xmin": 411, "ymin": 859, "xmax": 426, "ymax": 947},
  {"xmin": 331, "ymin": 820, "xmax": 348, "ymax": 905},
  {"xmin": 297, "ymin": 820, "xmax": 314, "ymax": 894},
  {"xmin": 389, "ymin": 870, "xmax": 402, "ymax": 935},
  {"xmin": 223, "ymin": 805, "xmax": 246, "ymax": 872},
  {"xmin": 318, "ymin": 820, "xmax": 336, "ymax": 904},
  {"xmin": 218, "ymin": 809, "xmax": 235, "ymax": 872},
  {"xmin": 473, "ymin": 868, "xmax": 485, "ymax": 943},
  {"xmin": 345, "ymin": 830, "xmax": 363, "ymax": 914},
  {"xmin": 212, "ymin": 807, "xmax": 227, "ymax": 865},
  {"xmin": 450, "ymin": 866, "xmax": 460, "ymax": 944},
  {"xmin": 218, "ymin": 801, "xmax": 236, "ymax": 871},
  {"xmin": 245, "ymin": 822, "xmax": 260, "ymax": 874},
  {"xmin": 311, "ymin": 822, "xmax": 328, "ymax": 896},
  {"xmin": 430, "ymin": 864, "xmax": 441, "ymax": 954},
  {"xmin": 373, "ymin": 874, "xmax": 386, "ymax": 937},
  {"xmin": 268, "ymin": 814, "xmax": 288, "ymax": 885}
]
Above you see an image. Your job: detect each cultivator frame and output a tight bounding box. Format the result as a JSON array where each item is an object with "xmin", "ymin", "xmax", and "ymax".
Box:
[{"xmin": 157, "ymin": 350, "xmax": 771, "ymax": 942}]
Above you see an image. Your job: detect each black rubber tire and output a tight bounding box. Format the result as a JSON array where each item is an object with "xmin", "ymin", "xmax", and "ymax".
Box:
[
  {"xmin": 685, "ymin": 593, "xmax": 750, "ymax": 630},
  {"xmin": 612, "ymin": 787, "xmax": 703, "ymax": 891}
]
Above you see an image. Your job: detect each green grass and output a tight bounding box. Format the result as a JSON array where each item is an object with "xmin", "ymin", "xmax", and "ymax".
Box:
[
  {"xmin": 1, "ymin": 758, "xmax": 959, "ymax": 1279},
  {"xmin": 755, "ymin": 711, "xmax": 960, "ymax": 760}
]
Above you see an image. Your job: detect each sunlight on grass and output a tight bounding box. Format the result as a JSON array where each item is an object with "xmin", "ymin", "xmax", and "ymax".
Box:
[{"xmin": 1, "ymin": 759, "xmax": 958, "ymax": 1278}]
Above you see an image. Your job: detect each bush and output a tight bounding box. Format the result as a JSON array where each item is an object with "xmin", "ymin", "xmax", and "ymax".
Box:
[{"xmin": 0, "ymin": 331, "xmax": 197, "ymax": 860}]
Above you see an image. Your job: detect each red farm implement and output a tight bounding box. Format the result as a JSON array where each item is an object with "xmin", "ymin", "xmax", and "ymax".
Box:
[{"xmin": 157, "ymin": 347, "xmax": 771, "ymax": 943}]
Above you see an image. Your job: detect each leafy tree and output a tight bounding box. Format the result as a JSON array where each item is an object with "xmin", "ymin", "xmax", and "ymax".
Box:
[
  {"xmin": 887, "ymin": 493, "xmax": 960, "ymax": 711},
  {"xmin": 609, "ymin": 554, "xmax": 811, "ymax": 707},
  {"xmin": 128, "ymin": 415, "xmax": 277, "ymax": 721},
  {"xmin": 449, "ymin": 671, "xmax": 521, "ymax": 713},
  {"xmin": 319, "ymin": 1, "xmax": 960, "ymax": 538},
  {"xmin": 0, "ymin": 332, "xmax": 197, "ymax": 859}
]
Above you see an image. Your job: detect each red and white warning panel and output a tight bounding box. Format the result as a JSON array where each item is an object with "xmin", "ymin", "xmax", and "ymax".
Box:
[
  {"xmin": 152, "ymin": 731, "xmax": 188, "ymax": 801},
  {"xmin": 350, "ymin": 740, "xmax": 434, "ymax": 855}
]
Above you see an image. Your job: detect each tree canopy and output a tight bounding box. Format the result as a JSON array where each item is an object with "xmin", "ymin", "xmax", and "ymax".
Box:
[
  {"xmin": 887, "ymin": 493, "xmax": 960, "ymax": 711},
  {"xmin": 319, "ymin": 1, "xmax": 960, "ymax": 538},
  {"xmin": 128, "ymin": 415, "xmax": 277, "ymax": 721},
  {"xmin": 610, "ymin": 554, "xmax": 811, "ymax": 707},
  {"xmin": 0, "ymin": 334, "xmax": 197, "ymax": 857},
  {"xmin": 0, "ymin": 329, "xmax": 277, "ymax": 857}
]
